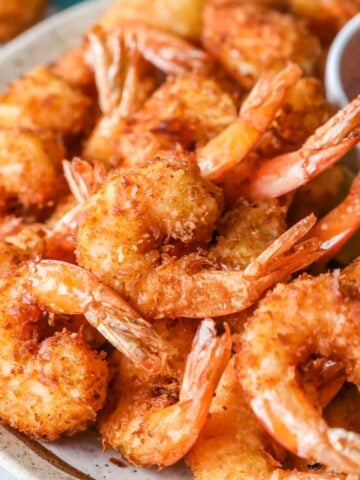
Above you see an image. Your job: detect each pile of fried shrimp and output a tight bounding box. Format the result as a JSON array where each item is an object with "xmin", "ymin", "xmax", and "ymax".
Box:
[{"xmin": 1, "ymin": 0, "xmax": 360, "ymax": 477}]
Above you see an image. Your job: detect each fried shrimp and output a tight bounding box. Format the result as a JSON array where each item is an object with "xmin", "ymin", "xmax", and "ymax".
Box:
[
  {"xmin": 242, "ymin": 95, "xmax": 360, "ymax": 201},
  {"xmin": 76, "ymin": 155, "xmax": 322, "ymax": 319},
  {"xmin": 83, "ymin": 24, "xmax": 301, "ymax": 172},
  {"xmin": 0, "ymin": 129, "xmax": 66, "ymax": 209},
  {"xmin": 0, "ymin": 67, "xmax": 91, "ymax": 137},
  {"xmin": 202, "ymin": 0, "xmax": 321, "ymax": 90},
  {"xmin": 0, "ymin": 262, "xmax": 108, "ymax": 440},
  {"xmin": 99, "ymin": 319, "xmax": 231, "ymax": 467},
  {"xmin": 83, "ymin": 24, "xmax": 239, "ymax": 167},
  {"xmin": 238, "ymin": 259, "xmax": 360, "ymax": 473},
  {"xmin": 187, "ymin": 359, "xmax": 348, "ymax": 480}
]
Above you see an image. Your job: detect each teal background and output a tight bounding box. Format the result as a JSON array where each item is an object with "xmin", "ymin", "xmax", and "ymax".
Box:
[{"xmin": 53, "ymin": 0, "xmax": 86, "ymax": 8}]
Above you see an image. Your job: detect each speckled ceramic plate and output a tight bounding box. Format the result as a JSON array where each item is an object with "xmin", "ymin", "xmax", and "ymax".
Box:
[{"xmin": 0, "ymin": 2, "xmax": 191, "ymax": 479}]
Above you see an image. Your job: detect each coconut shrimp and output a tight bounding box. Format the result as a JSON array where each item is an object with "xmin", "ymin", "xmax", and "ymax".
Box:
[
  {"xmin": 0, "ymin": 261, "xmax": 108, "ymax": 440},
  {"xmin": 238, "ymin": 258, "xmax": 360, "ymax": 473},
  {"xmin": 187, "ymin": 358, "xmax": 349, "ymax": 480},
  {"xmin": 76, "ymin": 155, "xmax": 322, "ymax": 319},
  {"xmin": 84, "ymin": 24, "xmax": 301, "ymax": 171},
  {"xmin": 241, "ymin": 94, "xmax": 360, "ymax": 201},
  {"xmin": 0, "ymin": 0, "xmax": 46, "ymax": 42},
  {"xmin": 86, "ymin": 53, "xmax": 300, "ymax": 178},
  {"xmin": 202, "ymin": 1, "xmax": 321, "ymax": 90},
  {"xmin": 0, "ymin": 128, "xmax": 66, "ymax": 209},
  {"xmin": 0, "ymin": 67, "xmax": 91, "ymax": 137},
  {"xmin": 99, "ymin": 318, "xmax": 231, "ymax": 467},
  {"xmin": 83, "ymin": 24, "xmax": 237, "ymax": 167}
]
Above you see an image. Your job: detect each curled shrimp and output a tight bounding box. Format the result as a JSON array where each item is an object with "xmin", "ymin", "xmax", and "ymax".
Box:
[
  {"xmin": 86, "ymin": 40, "xmax": 301, "ymax": 176},
  {"xmin": 0, "ymin": 260, "xmax": 109, "ymax": 440},
  {"xmin": 76, "ymin": 155, "xmax": 322, "ymax": 319},
  {"xmin": 237, "ymin": 258, "xmax": 360, "ymax": 474},
  {"xmin": 242, "ymin": 95, "xmax": 360, "ymax": 200},
  {"xmin": 202, "ymin": 0, "xmax": 321, "ymax": 90},
  {"xmin": 84, "ymin": 26, "xmax": 301, "ymax": 173},
  {"xmin": 84, "ymin": 24, "xmax": 240, "ymax": 167},
  {"xmin": 187, "ymin": 358, "xmax": 349, "ymax": 480},
  {"xmin": 99, "ymin": 318, "xmax": 231, "ymax": 467}
]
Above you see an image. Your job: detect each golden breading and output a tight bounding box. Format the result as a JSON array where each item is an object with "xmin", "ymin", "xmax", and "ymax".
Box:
[
  {"xmin": 202, "ymin": 1, "xmax": 321, "ymax": 90},
  {"xmin": 0, "ymin": 128, "xmax": 66, "ymax": 208},
  {"xmin": 0, "ymin": 67, "xmax": 91, "ymax": 136},
  {"xmin": 0, "ymin": 268, "xmax": 109, "ymax": 440},
  {"xmin": 99, "ymin": 318, "xmax": 231, "ymax": 467}
]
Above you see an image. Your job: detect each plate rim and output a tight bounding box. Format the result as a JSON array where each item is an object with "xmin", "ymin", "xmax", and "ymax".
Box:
[{"xmin": 0, "ymin": 2, "xmax": 110, "ymax": 478}]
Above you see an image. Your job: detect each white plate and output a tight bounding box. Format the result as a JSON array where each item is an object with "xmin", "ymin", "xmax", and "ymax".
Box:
[{"xmin": 0, "ymin": 2, "xmax": 191, "ymax": 479}]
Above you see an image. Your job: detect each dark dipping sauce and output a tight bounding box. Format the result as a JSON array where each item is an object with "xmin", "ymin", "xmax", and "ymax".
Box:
[{"xmin": 341, "ymin": 29, "xmax": 360, "ymax": 101}]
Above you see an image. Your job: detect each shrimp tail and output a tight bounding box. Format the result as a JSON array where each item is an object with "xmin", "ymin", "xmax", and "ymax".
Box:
[
  {"xmin": 246, "ymin": 94, "xmax": 360, "ymax": 199},
  {"xmin": 27, "ymin": 260, "xmax": 167, "ymax": 374},
  {"xmin": 126, "ymin": 22, "xmax": 210, "ymax": 76},
  {"xmin": 240, "ymin": 63, "xmax": 302, "ymax": 133},
  {"xmin": 198, "ymin": 63, "xmax": 302, "ymax": 180},
  {"xmin": 86, "ymin": 286, "xmax": 168, "ymax": 374},
  {"xmin": 142, "ymin": 319, "xmax": 232, "ymax": 466},
  {"xmin": 87, "ymin": 25, "xmax": 140, "ymax": 118},
  {"xmin": 63, "ymin": 158, "xmax": 106, "ymax": 204},
  {"xmin": 244, "ymin": 213, "xmax": 321, "ymax": 277},
  {"xmin": 181, "ymin": 320, "xmax": 232, "ymax": 402}
]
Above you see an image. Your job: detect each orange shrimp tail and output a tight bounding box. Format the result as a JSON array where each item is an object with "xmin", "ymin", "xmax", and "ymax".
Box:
[
  {"xmin": 244, "ymin": 94, "xmax": 360, "ymax": 200},
  {"xmin": 27, "ymin": 260, "xmax": 167, "ymax": 374},
  {"xmin": 181, "ymin": 320, "xmax": 232, "ymax": 402},
  {"xmin": 198, "ymin": 64, "xmax": 302, "ymax": 180},
  {"xmin": 312, "ymin": 173, "xmax": 360, "ymax": 267},
  {"xmin": 63, "ymin": 158, "xmax": 106, "ymax": 204}
]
